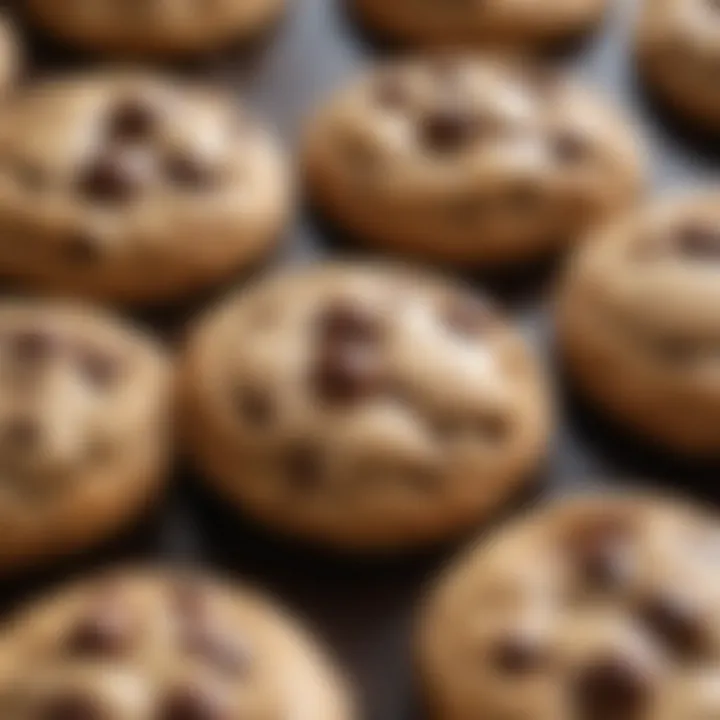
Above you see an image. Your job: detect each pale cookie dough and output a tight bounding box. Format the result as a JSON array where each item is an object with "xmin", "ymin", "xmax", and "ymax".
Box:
[
  {"xmin": 354, "ymin": 0, "xmax": 607, "ymax": 50},
  {"xmin": 0, "ymin": 73, "xmax": 291, "ymax": 305},
  {"xmin": 26, "ymin": 0, "xmax": 287, "ymax": 56},
  {"xmin": 636, "ymin": 0, "xmax": 720, "ymax": 131},
  {"xmin": 0, "ymin": 302, "xmax": 170, "ymax": 575},
  {"xmin": 419, "ymin": 495, "xmax": 720, "ymax": 720},
  {"xmin": 179, "ymin": 263, "xmax": 552, "ymax": 551},
  {"xmin": 0, "ymin": 570, "xmax": 354, "ymax": 720},
  {"xmin": 557, "ymin": 192, "xmax": 720, "ymax": 456},
  {"xmin": 303, "ymin": 56, "xmax": 643, "ymax": 267}
]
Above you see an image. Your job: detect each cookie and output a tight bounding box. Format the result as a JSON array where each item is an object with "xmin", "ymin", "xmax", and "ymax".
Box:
[
  {"xmin": 26, "ymin": 0, "xmax": 286, "ymax": 56},
  {"xmin": 354, "ymin": 0, "xmax": 607, "ymax": 50},
  {"xmin": 418, "ymin": 495, "xmax": 720, "ymax": 720},
  {"xmin": 636, "ymin": 0, "xmax": 720, "ymax": 131},
  {"xmin": 0, "ymin": 569, "xmax": 354, "ymax": 720},
  {"xmin": 0, "ymin": 73, "xmax": 291, "ymax": 305},
  {"xmin": 303, "ymin": 56, "xmax": 643, "ymax": 267},
  {"xmin": 557, "ymin": 192, "xmax": 720, "ymax": 456},
  {"xmin": 0, "ymin": 13, "xmax": 19, "ymax": 95},
  {"xmin": 0, "ymin": 302, "xmax": 170, "ymax": 575},
  {"xmin": 180, "ymin": 263, "xmax": 551, "ymax": 551}
]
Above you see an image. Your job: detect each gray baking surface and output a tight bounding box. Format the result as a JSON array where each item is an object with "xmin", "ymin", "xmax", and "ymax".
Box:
[{"xmin": 2, "ymin": 2, "xmax": 720, "ymax": 720}]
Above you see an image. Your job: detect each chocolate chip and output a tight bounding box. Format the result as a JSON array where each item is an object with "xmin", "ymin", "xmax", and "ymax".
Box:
[
  {"xmin": 476, "ymin": 412, "xmax": 511, "ymax": 443},
  {"xmin": 651, "ymin": 335, "xmax": 696, "ymax": 366},
  {"xmin": 405, "ymin": 463, "xmax": 441, "ymax": 493},
  {"xmin": 553, "ymin": 132, "xmax": 589, "ymax": 164},
  {"xmin": 312, "ymin": 342, "xmax": 385, "ymax": 405},
  {"xmin": 75, "ymin": 348, "xmax": 121, "ymax": 389},
  {"xmin": 77, "ymin": 148, "xmax": 153, "ymax": 204},
  {"xmin": 283, "ymin": 443, "xmax": 324, "ymax": 493},
  {"xmin": 443, "ymin": 295, "xmax": 494, "ymax": 337},
  {"xmin": 65, "ymin": 599, "xmax": 134, "ymax": 658},
  {"xmin": 157, "ymin": 684, "xmax": 228, "ymax": 720},
  {"xmin": 572, "ymin": 656, "xmax": 650, "ymax": 720},
  {"xmin": 63, "ymin": 232, "xmax": 102, "ymax": 265},
  {"xmin": 504, "ymin": 182, "xmax": 543, "ymax": 212},
  {"xmin": 675, "ymin": 223, "xmax": 720, "ymax": 258},
  {"xmin": 3, "ymin": 417, "xmax": 40, "ymax": 450},
  {"xmin": 421, "ymin": 106, "xmax": 479, "ymax": 153},
  {"xmin": 183, "ymin": 626, "xmax": 251, "ymax": 676},
  {"xmin": 40, "ymin": 693, "xmax": 105, "ymax": 720},
  {"xmin": 637, "ymin": 594, "xmax": 707, "ymax": 659},
  {"xmin": 10, "ymin": 329, "xmax": 60, "ymax": 361},
  {"xmin": 568, "ymin": 516, "xmax": 635, "ymax": 592},
  {"xmin": 315, "ymin": 302, "xmax": 381, "ymax": 346},
  {"xmin": 164, "ymin": 153, "xmax": 215, "ymax": 190},
  {"xmin": 490, "ymin": 634, "xmax": 547, "ymax": 675},
  {"xmin": 107, "ymin": 99, "xmax": 157, "ymax": 142},
  {"xmin": 236, "ymin": 387, "xmax": 273, "ymax": 427}
]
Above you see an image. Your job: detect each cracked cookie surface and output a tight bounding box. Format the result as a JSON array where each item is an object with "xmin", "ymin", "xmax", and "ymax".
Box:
[
  {"xmin": 557, "ymin": 192, "xmax": 720, "ymax": 455},
  {"xmin": 0, "ymin": 73, "xmax": 291, "ymax": 305},
  {"xmin": 304, "ymin": 56, "xmax": 642, "ymax": 267},
  {"xmin": 419, "ymin": 495, "xmax": 720, "ymax": 720},
  {"xmin": 180, "ymin": 263, "xmax": 551, "ymax": 550},
  {"xmin": 0, "ymin": 570, "xmax": 353, "ymax": 720},
  {"xmin": 637, "ymin": 0, "xmax": 720, "ymax": 130},
  {"xmin": 0, "ymin": 302, "xmax": 170, "ymax": 575}
]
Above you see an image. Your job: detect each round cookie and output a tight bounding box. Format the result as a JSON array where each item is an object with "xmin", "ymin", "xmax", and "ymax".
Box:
[
  {"xmin": 0, "ymin": 302, "xmax": 170, "ymax": 575},
  {"xmin": 26, "ymin": 0, "xmax": 286, "ymax": 56},
  {"xmin": 636, "ymin": 0, "xmax": 720, "ymax": 131},
  {"xmin": 180, "ymin": 263, "xmax": 551, "ymax": 551},
  {"xmin": 354, "ymin": 0, "xmax": 607, "ymax": 50},
  {"xmin": 557, "ymin": 192, "xmax": 720, "ymax": 456},
  {"xmin": 418, "ymin": 495, "xmax": 720, "ymax": 720},
  {"xmin": 0, "ymin": 570, "xmax": 354, "ymax": 720},
  {"xmin": 0, "ymin": 13, "xmax": 19, "ymax": 95},
  {"xmin": 303, "ymin": 56, "xmax": 643, "ymax": 267},
  {"xmin": 0, "ymin": 73, "xmax": 291, "ymax": 305}
]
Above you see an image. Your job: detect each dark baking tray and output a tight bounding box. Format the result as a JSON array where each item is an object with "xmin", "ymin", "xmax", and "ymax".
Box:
[{"xmin": 3, "ymin": 2, "xmax": 720, "ymax": 719}]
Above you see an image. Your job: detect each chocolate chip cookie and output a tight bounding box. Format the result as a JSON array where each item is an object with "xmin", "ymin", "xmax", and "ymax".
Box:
[
  {"xmin": 303, "ymin": 56, "xmax": 643, "ymax": 267},
  {"xmin": 557, "ymin": 192, "xmax": 720, "ymax": 456},
  {"xmin": 354, "ymin": 0, "xmax": 607, "ymax": 50},
  {"xmin": 0, "ymin": 570, "xmax": 354, "ymax": 720},
  {"xmin": 0, "ymin": 73, "xmax": 291, "ymax": 305},
  {"xmin": 0, "ymin": 302, "xmax": 170, "ymax": 575},
  {"xmin": 419, "ymin": 495, "xmax": 720, "ymax": 720},
  {"xmin": 26, "ymin": 0, "xmax": 286, "ymax": 56},
  {"xmin": 636, "ymin": 0, "xmax": 720, "ymax": 130},
  {"xmin": 180, "ymin": 263, "xmax": 551, "ymax": 551}
]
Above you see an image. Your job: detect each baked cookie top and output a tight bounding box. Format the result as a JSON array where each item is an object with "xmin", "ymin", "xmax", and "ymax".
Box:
[
  {"xmin": 0, "ymin": 570, "xmax": 353, "ymax": 720},
  {"xmin": 636, "ymin": 0, "xmax": 720, "ymax": 127},
  {"xmin": 419, "ymin": 495, "xmax": 720, "ymax": 720},
  {"xmin": 0, "ymin": 73, "xmax": 290, "ymax": 304},
  {"xmin": 0, "ymin": 302, "xmax": 169, "ymax": 571},
  {"xmin": 557, "ymin": 192, "xmax": 720, "ymax": 451},
  {"xmin": 181, "ymin": 263, "xmax": 551, "ymax": 550},
  {"xmin": 304, "ymin": 56, "xmax": 642, "ymax": 265},
  {"xmin": 26, "ymin": 0, "xmax": 286, "ymax": 56},
  {"xmin": 354, "ymin": 0, "xmax": 607, "ymax": 49}
]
